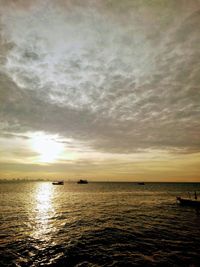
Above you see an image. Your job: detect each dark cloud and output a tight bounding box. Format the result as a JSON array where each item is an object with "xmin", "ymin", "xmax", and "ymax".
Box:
[{"xmin": 0, "ymin": 0, "xmax": 200, "ymax": 155}]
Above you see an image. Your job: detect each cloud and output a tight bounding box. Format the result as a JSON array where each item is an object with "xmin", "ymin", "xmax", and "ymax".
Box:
[{"xmin": 0, "ymin": 0, "xmax": 200, "ymax": 155}]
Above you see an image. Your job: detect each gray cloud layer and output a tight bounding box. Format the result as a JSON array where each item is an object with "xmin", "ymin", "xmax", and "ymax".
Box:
[{"xmin": 0, "ymin": 0, "xmax": 200, "ymax": 154}]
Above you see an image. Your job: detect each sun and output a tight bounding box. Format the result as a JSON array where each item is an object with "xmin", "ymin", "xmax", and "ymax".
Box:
[{"xmin": 30, "ymin": 133, "xmax": 64, "ymax": 163}]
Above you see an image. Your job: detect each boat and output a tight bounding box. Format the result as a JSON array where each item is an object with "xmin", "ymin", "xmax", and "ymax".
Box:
[
  {"xmin": 176, "ymin": 196, "xmax": 200, "ymax": 208},
  {"xmin": 77, "ymin": 179, "xmax": 88, "ymax": 184},
  {"xmin": 52, "ymin": 180, "xmax": 64, "ymax": 185},
  {"xmin": 137, "ymin": 182, "xmax": 145, "ymax": 185}
]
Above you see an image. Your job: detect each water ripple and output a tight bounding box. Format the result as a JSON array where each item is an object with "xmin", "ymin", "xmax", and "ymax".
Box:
[{"xmin": 0, "ymin": 182, "xmax": 200, "ymax": 266}]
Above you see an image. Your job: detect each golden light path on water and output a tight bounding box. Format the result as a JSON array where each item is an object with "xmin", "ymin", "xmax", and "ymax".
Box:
[{"xmin": 31, "ymin": 183, "xmax": 55, "ymax": 241}]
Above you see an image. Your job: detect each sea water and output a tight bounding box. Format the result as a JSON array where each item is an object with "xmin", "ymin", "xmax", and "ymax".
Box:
[{"xmin": 0, "ymin": 181, "xmax": 200, "ymax": 266}]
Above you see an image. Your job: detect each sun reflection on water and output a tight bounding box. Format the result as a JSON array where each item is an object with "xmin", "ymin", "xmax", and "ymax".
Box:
[{"xmin": 31, "ymin": 183, "xmax": 55, "ymax": 241}]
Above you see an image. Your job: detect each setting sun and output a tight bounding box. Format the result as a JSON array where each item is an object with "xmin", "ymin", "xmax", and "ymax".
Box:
[{"xmin": 30, "ymin": 133, "xmax": 64, "ymax": 163}]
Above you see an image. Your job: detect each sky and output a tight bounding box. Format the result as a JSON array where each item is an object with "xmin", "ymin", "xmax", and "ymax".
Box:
[{"xmin": 0, "ymin": 0, "xmax": 200, "ymax": 181}]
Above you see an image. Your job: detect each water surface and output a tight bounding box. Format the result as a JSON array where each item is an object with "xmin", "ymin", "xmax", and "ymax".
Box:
[{"xmin": 0, "ymin": 182, "xmax": 200, "ymax": 266}]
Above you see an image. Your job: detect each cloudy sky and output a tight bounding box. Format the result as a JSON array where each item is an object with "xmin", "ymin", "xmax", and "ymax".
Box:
[{"xmin": 0, "ymin": 0, "xmax": 200, "ymax": 181}]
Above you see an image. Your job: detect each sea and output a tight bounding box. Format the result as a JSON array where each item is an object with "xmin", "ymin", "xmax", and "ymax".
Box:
[{"xmin": 0, "ymin": 181, "xmax": 200, "ymax": 267}]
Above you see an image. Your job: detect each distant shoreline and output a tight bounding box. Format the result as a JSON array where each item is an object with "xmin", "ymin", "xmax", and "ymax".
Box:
[{"xmin": 0, "ymin": 179, "xmax": 200, "ymax": 183}]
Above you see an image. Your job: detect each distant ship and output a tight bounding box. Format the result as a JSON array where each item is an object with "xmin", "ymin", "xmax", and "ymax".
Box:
[
  {"xmin": 52, "ymin": 180, "xmax": 64, "ymax": 185},
  {"xmin": 77, "ymin": 179, "xmax": 88, "ymax": 184}
]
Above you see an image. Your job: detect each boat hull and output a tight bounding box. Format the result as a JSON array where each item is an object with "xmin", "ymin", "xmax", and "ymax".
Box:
[
  {"xmin": 52, "ymin": 181, "xmax": 64, "ymax": 185},
  {"xmin": 176, "ymin": 197, "xmax": 200, "ymax": 207},
  {"xmin": 77, "ymin": 179, "xmax": 88, "ymax": 184}
]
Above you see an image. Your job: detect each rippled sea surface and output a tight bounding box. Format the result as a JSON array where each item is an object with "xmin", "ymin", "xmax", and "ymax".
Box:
[{"xmin": 0, "ymin": 182, "xmax": 200, "ymax": 267}]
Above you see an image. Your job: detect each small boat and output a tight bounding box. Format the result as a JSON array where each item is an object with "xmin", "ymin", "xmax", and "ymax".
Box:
[
  {"xmin": 52, "ymin": 180, "xmax": 64, "ymax": 185},
  {"xmin": 176, "ymin": 196, "xmax": 200, "ymax": 208},
  {"xmin": 77, "ymin": 179, "xmax": 88, "ymax": 184}
]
